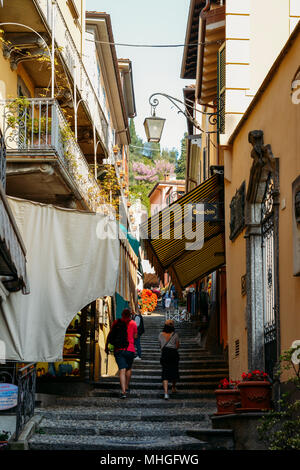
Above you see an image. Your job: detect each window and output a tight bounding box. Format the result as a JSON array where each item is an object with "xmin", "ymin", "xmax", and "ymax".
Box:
[{"xmin": 66, "ymin": 0, "xmax": 80, "ymax": 20}]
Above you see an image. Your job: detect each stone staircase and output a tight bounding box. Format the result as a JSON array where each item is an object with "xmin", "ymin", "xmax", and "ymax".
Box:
[{"xmin": 29, "ymin": 312, "xmax": 234, "ymax": 450}]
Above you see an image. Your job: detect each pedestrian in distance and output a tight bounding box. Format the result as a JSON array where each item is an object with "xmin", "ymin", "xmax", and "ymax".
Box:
[
  {"xmin": 158, "ymin": 319, "xmax": 180, "ymax": 400},
  {"xmin": 105, "ymin": 308, "xmax": 138, "ymax": 399},
  {"xmin": 133, "ymin": 308, "xmax": 145, "ymax": 360},
  {"xmin": 173, "ymin": 290, "xmax": 178, "ymax": 310}
]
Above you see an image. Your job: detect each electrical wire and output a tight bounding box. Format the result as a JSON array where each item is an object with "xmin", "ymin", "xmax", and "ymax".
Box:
[{"xmin": 86, "ymin": 38, "xmax": 223, "ymax": 48}]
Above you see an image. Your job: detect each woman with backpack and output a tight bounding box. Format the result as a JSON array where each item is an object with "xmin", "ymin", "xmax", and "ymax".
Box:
[
  {"xmin": 106, "ymin": 308, "xmax": 137, "ymax": 398},
  {"xmin": 158, "ymin": 319, "xmax": 180, "ymax": 400}
]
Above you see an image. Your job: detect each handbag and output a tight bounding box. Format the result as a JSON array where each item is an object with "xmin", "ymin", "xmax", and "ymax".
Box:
[{"xmin": 161, "ymin": 332, "xmax": 175, "ymax": 353}]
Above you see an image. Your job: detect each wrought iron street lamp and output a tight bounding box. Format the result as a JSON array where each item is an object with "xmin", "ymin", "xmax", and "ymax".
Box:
[
  {"xmin": 143, "ymin": 112, "xmax": 166, "ymax": 143},
  {"xmin": 144, "ymin": 92, "xmax": 220, "ymax": 143}
]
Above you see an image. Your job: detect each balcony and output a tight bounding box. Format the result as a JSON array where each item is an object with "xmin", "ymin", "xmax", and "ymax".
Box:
[
  {"xmin": 0, "ymin": 1, "xmax": 109, "ymax": 162},
  {"xmin": 0, "ymin": 130, "xmax": 29, "ymax": 294},
  {"xmin": 0, "ymin": 98, "xmax": 103, "ymax": 211}
]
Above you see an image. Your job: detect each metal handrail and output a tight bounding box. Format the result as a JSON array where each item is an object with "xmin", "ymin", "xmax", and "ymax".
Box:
[
  {"xmin": 0, "ymin": 129, "xmax": 6, "ymax": 190},
  {"xmin": 15, "ymin": 363, "xmax": 36, "ymax": 441}
]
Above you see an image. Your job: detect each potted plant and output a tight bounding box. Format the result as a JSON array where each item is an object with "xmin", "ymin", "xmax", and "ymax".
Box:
[
  {"xmin": 215, "ymin": 378, "xmax": 241, "ymax": 415},
  {"xmin": 0, "ymin": 430, "xmax": 11, "ymax": 451},
  {"xmin": 29, "ymin": 116, "xmax": 52, "ymax": 146},
  {"xmin": 138, "ymin": 289, "xmax": 158, "ymax": 315},
  {"xmin": 238, "ymin": 370, "xmax": 272, "ymax": 411}
]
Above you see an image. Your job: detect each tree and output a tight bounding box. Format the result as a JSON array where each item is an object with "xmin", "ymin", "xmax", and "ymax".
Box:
[
  {"xmin": 128, "ymin": 120, "xmax": 186, "ymax": 213},
  {"xmin": 175, "ymin": 133, "xmax": 187, "ymax": 180}
]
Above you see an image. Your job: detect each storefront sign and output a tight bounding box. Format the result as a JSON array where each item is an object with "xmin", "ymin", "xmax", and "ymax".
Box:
[
  {"xmin": 191, "ymin": 203, "xmax": 222, "ymax": 222},
  {"xmin": 0, "ymin": 383, "xmax": 18, "ymax": 410}
]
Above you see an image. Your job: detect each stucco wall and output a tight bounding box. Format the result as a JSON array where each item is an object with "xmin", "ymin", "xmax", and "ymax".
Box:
[
  {"xmin": 0, "ymin": 53, "xmax": 18, "ymax": 100},
  {"xmin": 225, "ymin": 0, "xmax": 300, "ymax": 138},
  {"xmin": 225, "ymin": 31, "xmax": 300, "ymax": 379}
]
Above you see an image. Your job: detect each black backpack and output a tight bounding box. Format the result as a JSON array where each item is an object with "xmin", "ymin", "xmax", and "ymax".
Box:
[{"xmin": 107, "ymin": 319, "xmax": 129, "ymax": 351}]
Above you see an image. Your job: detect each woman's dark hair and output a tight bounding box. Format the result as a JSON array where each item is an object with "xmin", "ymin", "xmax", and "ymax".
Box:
[
  {"xmin": 121, "ymin": 308, "xmax": 131, "ymax": 319},
  {"xmin": 163, "ymin": 324, "xmax": 175, "ymax": 333}
]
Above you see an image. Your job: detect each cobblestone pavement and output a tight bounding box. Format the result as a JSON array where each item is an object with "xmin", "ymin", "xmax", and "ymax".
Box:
[{"xmin": 29, "ymin": 312, "xmax": 231, "ymax": 450}]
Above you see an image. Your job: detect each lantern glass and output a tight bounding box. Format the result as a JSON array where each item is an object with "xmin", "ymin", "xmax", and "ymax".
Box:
[{"xmin": 143, "ymin": 116, "xmax": 166, "ymax": 143}]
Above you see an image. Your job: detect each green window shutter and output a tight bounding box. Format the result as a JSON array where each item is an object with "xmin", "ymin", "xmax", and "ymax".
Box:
[{"xmin": 217, "ymin": 43, "xmax": 226, "ymax": 134}]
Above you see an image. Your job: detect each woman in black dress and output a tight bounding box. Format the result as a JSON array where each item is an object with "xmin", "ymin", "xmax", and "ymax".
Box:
[{"xmin": 158, "ymin": 319, "xmax": 180, "ymax": 400}]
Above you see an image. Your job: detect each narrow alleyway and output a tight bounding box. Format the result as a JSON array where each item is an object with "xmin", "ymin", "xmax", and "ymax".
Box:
[{"xmin": 29, "ymin": 312, "xmax": 230, "ymax": 450}]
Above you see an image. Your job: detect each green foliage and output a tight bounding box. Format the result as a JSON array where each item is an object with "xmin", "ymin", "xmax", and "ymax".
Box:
[
  {"xmin": 175, "ymin": 133, "xmax": 187, "ymax": 179},
  {"xmin": 128, "ymin": 119, "xmax": 185, "ymax": 214},
  {"xmin": 257, "ymin": 346, "xmax": 300, "ymax": 450},
  {"xmin": 0, "ymin": 430, "xmax": 11, "ymax": 441}
]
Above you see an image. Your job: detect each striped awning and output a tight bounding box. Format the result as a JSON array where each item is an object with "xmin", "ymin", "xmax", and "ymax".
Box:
[{"xmin": 140, "ymin": 173, "xmax": 225, "ymax": 292}]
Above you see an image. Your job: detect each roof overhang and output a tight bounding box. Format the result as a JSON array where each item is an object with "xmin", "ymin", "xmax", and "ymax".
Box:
[
  {"xmin": 86, "ymin": 12, "xmax": 130, "ymax": 145},
  {"xmin": 181, "ymin": 0, "xmax": 206, "ymax": 79},
  {"xmin": 196, "ymin": 5, "xmax": 225, "ymax": 104},
  {"xmin": 118, "ymin": 59, "xmax": 137, "ymax": 119}
]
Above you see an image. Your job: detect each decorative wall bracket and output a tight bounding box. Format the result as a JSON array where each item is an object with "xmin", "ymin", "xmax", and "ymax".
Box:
[
  {"xmin": 148, "ymin": 92, "xmax": 223, "ymax": 135},
  {"xmin": 247, "ymin": 130, "xmax": 278, "ymax": 204},
  {"xmin": 2, "ymin": 32, "xmax": 49, "ymax": 71}
]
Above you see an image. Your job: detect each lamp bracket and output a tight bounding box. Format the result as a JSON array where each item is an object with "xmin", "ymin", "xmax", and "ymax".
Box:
[{"xmin": 148, "ymin": 92, "xmax": 222, "ymax": 134}]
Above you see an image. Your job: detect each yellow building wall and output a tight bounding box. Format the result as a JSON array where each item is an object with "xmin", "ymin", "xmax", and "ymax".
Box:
[
  {"xmin": 0, "ymin": 53, "xmax": 18, "ymax": 100},
  {"xmin": 0, "ymin": 51, "xmax": 36, "ymax": 101},
  {"xmin": 225, "ymin": 31, "xmax": 300, "ymax": 379}
]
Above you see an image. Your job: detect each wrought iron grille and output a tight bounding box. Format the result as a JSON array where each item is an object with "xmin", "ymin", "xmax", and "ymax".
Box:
[
  {"xmin": 15, "ymin": 363, "xmax": 36, "ymax": 441},
  {"xmin": 0, "ymin": 129, "xmax": 6, "ymax": 190},
  {"xmin": 261, "ymin": 173, "xmax": 277, "ymax": 379}
]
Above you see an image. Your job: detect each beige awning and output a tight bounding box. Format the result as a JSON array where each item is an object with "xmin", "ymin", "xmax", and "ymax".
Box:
[
  {"xmin": 0, "ymin": 197, "xmax": 120, "ymax": 362},
  {"xmin": 141, "ymin": 174, "xmax": 225, "ymax": 293}
]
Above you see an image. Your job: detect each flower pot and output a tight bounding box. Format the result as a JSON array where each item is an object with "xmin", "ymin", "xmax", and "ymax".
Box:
[
  {"xmin": 0, "ymin": 441, "xmax": 9, "ymax": 451},
  {"xmin": 215, "ymin": 389, "xmax": 241, "ymax": 415},
  {"xmin": 238, "ymin": 381, "xmax": 272, "ymax": 411}
]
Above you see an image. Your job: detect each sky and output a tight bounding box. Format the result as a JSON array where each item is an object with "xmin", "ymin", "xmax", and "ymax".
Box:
[{"xmin": 87, "ymin": 0, "xmax": 191, "ymax": 152}]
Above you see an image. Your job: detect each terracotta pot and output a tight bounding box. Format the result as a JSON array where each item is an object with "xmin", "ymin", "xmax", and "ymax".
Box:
[
  {"xmin": 215, "ymin": 389, "xmax": 240, "ymax": 415},
  {"xmin": 238, "ymin": 380, "xmax": 272, "ymax": 411}
]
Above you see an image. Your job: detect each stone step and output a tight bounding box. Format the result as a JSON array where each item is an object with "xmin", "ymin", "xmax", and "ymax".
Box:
[
  {"xmin": 135, "ymin": 354, "xmax": 226, "ymax": 361},
  {"xmin": 93, "ymin": 381, "xmax": 220, "ymax": 390},
  {"xmin": 38, "ymin": 398, "xmax": 216, "ymax": 410},
  {"xmin": 37, "ymin": 418, "xmax": 211, "ymax": 437},
  {"xmin": 28, "ymin": 433, "xmax": 209, "ymax": 451},
  {"xmin": 96, "ymin": 374, "xmax": 226, "ymax": 384},
  {"xmin": 91, "ymin": 389, "xmax": 215, "ymax": 399},
  {"xmin": 132, "ymin": 360, "xmax": 228, "ymax": 369},
  {"xmin": 29, "ymin": 312, "xmax": 229, "ymax": 451},
  {"xmin": 35, "ymin": 406, "xmax": 215, "ymax": 422},
  {"xmin": 130, "ymin": 368, "xmax": 228, "ymax": 376},
  {"xmin": 186, "ymin": 429, "xmax": 235, "ymax": 451}
]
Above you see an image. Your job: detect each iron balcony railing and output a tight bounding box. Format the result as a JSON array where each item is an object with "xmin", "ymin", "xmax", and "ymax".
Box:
[
  {"xmin": 0, "ymin": 129, "xmax": 6, "ymax": 190},
  {"xmin": 0, "ymin": 98, "xmax": 103, "ymax": 211}
]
